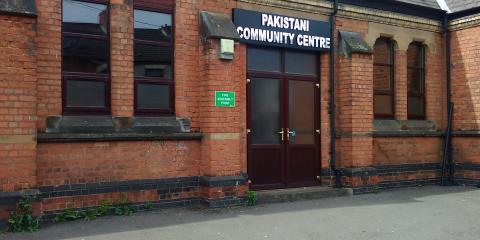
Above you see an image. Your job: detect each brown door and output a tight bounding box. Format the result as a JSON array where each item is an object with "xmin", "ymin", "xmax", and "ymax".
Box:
[{"xmin": 247, "ymin": 47, "xmax": 320, "ymax": 190}]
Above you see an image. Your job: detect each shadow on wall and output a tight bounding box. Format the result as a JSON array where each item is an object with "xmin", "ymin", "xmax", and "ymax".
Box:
[
  {"xmin": 450, "ymin": 29, "xmax": 480, "ymax": 131},
  {"xmin": 450, "ymin": 28, "xmax": 480, "ymax": 165}
]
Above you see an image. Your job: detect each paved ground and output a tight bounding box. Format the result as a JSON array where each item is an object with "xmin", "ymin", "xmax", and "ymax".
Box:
[{"xmin": 2, "ymin": 186, "xmax": 480, "ymax": 240}]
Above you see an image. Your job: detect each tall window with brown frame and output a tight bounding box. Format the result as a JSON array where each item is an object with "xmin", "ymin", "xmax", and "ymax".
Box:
[
  {"xmin": 407, "ymin": 42, "xmax": 426, "ymax": 119},
  {"xmin": 134, "ymin": 0, "xmax": 174, "ymax": 115},
  {"xmin": 62, "ymin": 0, "xmax": 110, "ymax": 115},
  {"xmin": 373, "ymin": 37, "xmax": 395, "ymax": 119}
]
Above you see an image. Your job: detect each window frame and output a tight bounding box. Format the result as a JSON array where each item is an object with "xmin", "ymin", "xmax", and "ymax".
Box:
[
  {"xmin": 61, "ymin": 0, "xmax": 111, "ymax": 115},
  {"xmin": 407, "ymin": 42, "xmax": 426, "ymax": 120},
  {"xmin": 373, "ymin": 37, "xmax": 395, "ymax": 119},
  {"xmin": 133, "ymin": 1, "xmax": 175, "ymax": 116}
]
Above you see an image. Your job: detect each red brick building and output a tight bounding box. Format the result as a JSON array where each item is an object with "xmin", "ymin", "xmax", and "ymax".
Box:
[{"xmin": 1, "ymin": 0, "xmax": 480, "ymax": 226}]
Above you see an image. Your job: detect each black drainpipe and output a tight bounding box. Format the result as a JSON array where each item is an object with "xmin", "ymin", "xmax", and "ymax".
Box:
[
  {"xmin": 445, "ymin": 13, "xmax": 454, "ymax": 184},
  {"xmin": 330, "ymin": 0, "xmax": 342, "ymax": 188},
  {"xmin": 440, "ymin": 12, "xmax": 454, "ymax": 185}
]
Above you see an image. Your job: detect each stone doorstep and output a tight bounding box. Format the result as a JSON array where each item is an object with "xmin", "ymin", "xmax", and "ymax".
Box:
[{"xmin": 255, "ymin": 187, "xmax": 353, "ymax": 205}]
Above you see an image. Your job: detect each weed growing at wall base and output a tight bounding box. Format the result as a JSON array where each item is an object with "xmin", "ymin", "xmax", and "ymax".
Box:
[
  {"xmin": 245, "ymin": 190, "xmax": 257, "ymax": 206},
  {"xmin": 7, "ymin": 196, "xmax": 41, "ymax": 232}
]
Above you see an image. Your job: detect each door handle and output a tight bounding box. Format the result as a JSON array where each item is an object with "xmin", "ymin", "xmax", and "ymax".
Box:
[
  {"xmin": 286, "ymin": 128, "xmax": 294, "ymax": 141},
  {"xmin": 277, "ymin": 128, "xmax": 285, "ymax": 141}
]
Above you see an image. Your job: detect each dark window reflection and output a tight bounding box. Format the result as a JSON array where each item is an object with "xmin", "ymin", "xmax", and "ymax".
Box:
[
  {"xmin": 250, "ymin": 78, "xmax": 280, "ymax": 144},
  {"xmin": 137, "ymin": 84, "xmax": 170, "ymax": 109},
  {"xmin": 285, "ymin": 51, "xmax": 317, "ymax": 76},
  {"xmin": 62, "ymin": 0, "xmax": 108, "ymax": 36},
  {"xmin": 134, "ymin": 43, "xmax": 172, "ymax": 79},
  {"xmin": 248, "ymin": 48, "xmax": 281, "ymax": 72},
  {"xmin": 134, "ymin": 9, "xmax": 172, "ymax": 43},
  {"xmin": 374, "ymin": 38, "xmax": 392, "ymax": 64},
  {"xmin": 407, "ymin": 43, "xmax": 425, "ymax": 119},
  {"xmin": 66, "ymin": 80, "xmax": 106, "ymax": 107},
  {"xmin": 373, "ymin": 37, "xmax": 395, "ymax": 119},
  {"xmin": 62, "ymin": 37, "xmax": 109, "ymax": 73}
]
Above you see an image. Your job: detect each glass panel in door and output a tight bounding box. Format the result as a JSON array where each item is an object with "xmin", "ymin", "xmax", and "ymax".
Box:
[
  {"xmin": 250, "ymin": 78, "xmax": 281, "ymax": 144},
  {"xmin": 288, "ymin": 80, "xmax": 315, "ymax": 144}
]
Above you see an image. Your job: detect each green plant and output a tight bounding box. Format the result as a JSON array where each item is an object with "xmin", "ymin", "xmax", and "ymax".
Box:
[
  {"xmin": 144, "ymin": 201, "xmax": 153, "ymax": 210},
  {"xmin": 245, "ymin": 190, "xmax": 257, "ymax": 206},
  {"xmin": 372, "ymin": 186, "xmax": 380, "ymax": 194},
  {"xmin": 7, "ymin": 196, "xmax": 41, "ymax": 232},
  {"xmin": 82, "ymin": 209, "xmax": 98, "ymax": 221},
  {"xmin": 113, "ymin": 195, "xmax": 135, "ymax": 216},
  {"xmin": 96, "ymin": 199, "xmax": 113, "ymax": 216},
  {"xmin": 52, "ymin": 209, "xmax": 81, "ymax": 223}
]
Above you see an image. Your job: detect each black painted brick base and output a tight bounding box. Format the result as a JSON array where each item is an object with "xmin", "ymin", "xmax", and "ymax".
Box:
[
  {"xmin": 202, "ymin": 197, "xmax": 245, "ymax": 208},
  {"xmin": 0, "ymin": 220, "xmax": 7, "ymax": 231}
]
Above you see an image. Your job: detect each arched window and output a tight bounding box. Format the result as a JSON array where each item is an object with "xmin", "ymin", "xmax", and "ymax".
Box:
[
  {"xmin": 373, "ymin": 37, "xmax": 395, "ymax": 119},
  {"xmin": 407, "ymin": 42, "xmax": 425, "ymax": 119}
]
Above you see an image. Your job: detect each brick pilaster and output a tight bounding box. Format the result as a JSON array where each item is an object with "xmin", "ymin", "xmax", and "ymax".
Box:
[
  {"xmin": 198, "ymin": 39, "xmax": 246, "ymax": 178},
  {"xmin": 0, "ymin": 15, "xmax": 38, "ymax": 193},
  {"xmin": 395, "ymin": 50, "xmax": 408, "ymax": 120},
  {"xmin": 36, "ymin": 0, "xmax": 62, "ymax": 130},
  {"xmin": 110, "ymin": 0, "xmax": 134, "ymax": 117},
  {"xmin": 337, "ymin": 54, "xmax": 376, "ymax": 188}
]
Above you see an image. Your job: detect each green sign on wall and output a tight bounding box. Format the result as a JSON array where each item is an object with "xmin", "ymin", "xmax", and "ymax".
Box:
[{"xmin": 215, "ymin": 91, "xmax": 236, "ymax": 107}]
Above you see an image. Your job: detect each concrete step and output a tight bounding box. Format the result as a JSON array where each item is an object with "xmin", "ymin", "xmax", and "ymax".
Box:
[{"xmin": 255, "ymin": 186, "xmax": 352, "ymax": 205}]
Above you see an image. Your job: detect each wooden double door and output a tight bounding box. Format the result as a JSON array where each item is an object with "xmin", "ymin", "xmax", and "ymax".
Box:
[{"xmin": 247, "ymin": 46, "xmax": 321, "ymax": 190}]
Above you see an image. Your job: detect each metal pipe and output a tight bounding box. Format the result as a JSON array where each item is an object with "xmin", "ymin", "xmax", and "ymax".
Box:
[
  {"xmin": 329, "ymin": 0, "xmax": 341, "ymax": 188},
  {"xmin": 441, "ymin": 12, "xmax": 454, "ymax": 185},
  {"xmin": 445, "ymin": 13, "xmax": 454, "ymax": 184}
]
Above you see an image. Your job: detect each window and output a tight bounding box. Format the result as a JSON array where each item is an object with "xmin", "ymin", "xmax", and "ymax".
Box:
[
  {"xmin": 407, "ymin": 42, "xmax": 426, "ymax": 119},
  {"xmin": 62, "ymin": 0, "xmax": 110, "ymax": 114},
  {"xmin": 373, "ymin": 37, "xmax": 395, "ymax": 119},
  {"xmin": 134, "ymin": 2, "xmax": 174, "ymax": 115}
]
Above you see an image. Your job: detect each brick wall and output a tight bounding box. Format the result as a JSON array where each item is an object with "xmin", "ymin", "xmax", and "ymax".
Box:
[
  {"xmin": 36, "ymin": 0, "xmax": 62, "ymax": 130},
  {"xmin": 374, "ymin": 137, "xmax": 443, "ymax": 165},
  {"xmin": 425, "ymin": 35, "xmax": 446, "ymax": 127},
  {"xmin": 37, "ymin": 141, "xmax": 201, "ymax": 186},
  {"xmin": 450, "ymin": 25, "xmax": 480, "ymax": 184},
  {"xmin": 451, "ymin": 26, "xmax": 480, "ymax": 131},
  {"xmin": 110, "ymin": 0, "xmax": 134, "ymax": 117},
  {"xmin": 395, "ymin": 50, "xmax": 408, "ymax": 120},
  {"xmin": 0, "ymin": 14, "xmax": 38, "ymax": 192}
]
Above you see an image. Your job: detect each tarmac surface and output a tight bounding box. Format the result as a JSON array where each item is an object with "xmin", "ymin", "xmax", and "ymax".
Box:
[{"xmin": 2, "ymin": 185, "xmax": 480, "ymax": 240}]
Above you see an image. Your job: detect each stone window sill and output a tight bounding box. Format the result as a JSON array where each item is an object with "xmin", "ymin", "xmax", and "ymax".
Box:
[
  {"xmin": 38, "ymin": 115, "xmax": 202, "ymax": 142},
  {"xmin": 373, "ymin": 120, "xmax": 443, "ymax": 137},
  {"xmin": 37, "ymin": 132, "xmax": 203, "ymax": 143}
]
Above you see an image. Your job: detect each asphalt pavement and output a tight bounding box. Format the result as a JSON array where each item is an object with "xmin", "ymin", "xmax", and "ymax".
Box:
[{"xmin": 2, "ymin": 185, "xmax": 480, "ymax": 240}]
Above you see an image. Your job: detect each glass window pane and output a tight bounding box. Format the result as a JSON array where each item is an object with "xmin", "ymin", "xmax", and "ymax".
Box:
[
  {"xmin": 289, "ymin": 80, "xmax": 315, "ymax": 144},
  {"xmin": 134, "ymin": 9, "xmax": 172, "ymax": 43},
  {"xmin": 62, "ymin": 0, "xmax": 108, "ymax": 36},
  {"xmin": 407, "ymin": 68, "xmax": 424, "ymax": 94},
  {"xmin": 374, "ymin": 65, "xmax": 391, "ymax": 91},
  {"xmin": 374, "ymin": 38, "xmax": 391, "ymax": 64},
  {"xmin": 285, "ymin": 51, "xmax": 317, "ymax": 76},
  {"xmin": 62, "ymin": 37, "xmax": 109, "ymax": 74},
  {"xmin": 137, "ymin": 84, "xmax": 170, "ymax": 109},
  {"xmin": 250, "ymin": 78, "xmax": 280, "ymax": 144},
  {"xmin": 247, "ymin": 48, "xmax": 280, "ymax": 72},
  {"xmin": 374, "ymin": 94, "xmax": 393, "ymax": 116},
  {"xmin": 66, "ymin": 80, "xmax": 106, "ymax": 107},
  {"xmin": 407, "ymin": 43, "xmax": 422, "ymax": 67},
  {"xmin": 134, "ymin": 43, "xmax": 172, "ymax": 79},
  {"xmin": 408, "ymin": 96, "xmax": 425, "ymax": 118}
]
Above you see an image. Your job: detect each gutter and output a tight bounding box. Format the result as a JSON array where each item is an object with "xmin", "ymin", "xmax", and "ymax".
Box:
[{"xmin": 329, "ymin": 0, "xmax": 342, "ymax": 188}]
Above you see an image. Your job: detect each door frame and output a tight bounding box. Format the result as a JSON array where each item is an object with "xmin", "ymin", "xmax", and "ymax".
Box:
[{"xmin": 246, "ymin": 47, "xmax": 322, "ymax": 190}]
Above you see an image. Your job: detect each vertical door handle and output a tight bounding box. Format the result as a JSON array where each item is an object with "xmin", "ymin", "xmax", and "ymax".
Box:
[
  {"xmin": 277, "ymin": 128, "xmax": 285, "ymax": 141},
  {"xmin": 286, "ymin": 128, "xmax": 294, "ymax": 141}
]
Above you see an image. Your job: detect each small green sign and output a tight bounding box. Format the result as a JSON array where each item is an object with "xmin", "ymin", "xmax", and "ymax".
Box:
[{"xmin": 215, "ymin": 91, "xmax": 236, "ymax": 107}]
